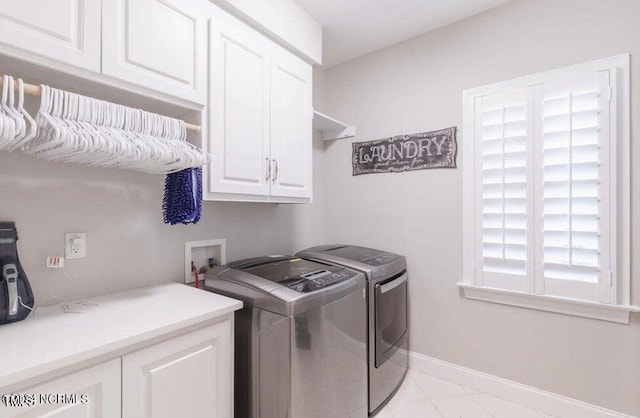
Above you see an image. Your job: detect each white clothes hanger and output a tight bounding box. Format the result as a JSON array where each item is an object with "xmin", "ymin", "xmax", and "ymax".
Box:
[
  {"xmin": 0, "ymin": 76, "xmax": 16, "ymax": 146},
  {"xmin": 5, "ymin": 77, "xmax": 26, "ymax": 146},
  {"xmin": 14, "ymin": 81, "xmax": 210, "ymax": 173},
  {"xmin": 9, "ymin": 79, "xmax": 38, "ymax": 151}
]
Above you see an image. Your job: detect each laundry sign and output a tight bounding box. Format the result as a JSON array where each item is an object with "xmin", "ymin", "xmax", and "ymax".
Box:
[{"xmin": 352, "ymin": 126, "xmax": 457, "ymax": 175}]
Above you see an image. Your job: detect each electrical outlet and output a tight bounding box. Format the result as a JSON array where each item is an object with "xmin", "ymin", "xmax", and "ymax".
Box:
[
  {"xmin": 65, "ymin": 233, "xmax": 86, "ymax": 259},
  {"xmin": 46, "ymin": 257, "xmax": 64, "ymax": 268}
]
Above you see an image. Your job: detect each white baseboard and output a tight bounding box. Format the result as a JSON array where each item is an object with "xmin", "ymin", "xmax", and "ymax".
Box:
[{"xmin": 408, "ymin": 351, "xmax": 635, "ymax": 418}]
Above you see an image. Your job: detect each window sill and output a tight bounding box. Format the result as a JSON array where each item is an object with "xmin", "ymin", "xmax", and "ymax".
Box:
[{"xmin": 457, "ymin": 283, "xmax": 640, "ymax": 324}]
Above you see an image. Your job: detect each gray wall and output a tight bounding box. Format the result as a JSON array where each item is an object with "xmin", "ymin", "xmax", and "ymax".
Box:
[
  {"xmin": 0, "ymin": 152, "xmax": 300, "ymax": 300},
  {"xmin": 289, "ymin": 66, "xmax": 329, "ymax": 251},
  {"xmin": 321, "ymin": 0, "xmax": 640, "ymax": 415}
]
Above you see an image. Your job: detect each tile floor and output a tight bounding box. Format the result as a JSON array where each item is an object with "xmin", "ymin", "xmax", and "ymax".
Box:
[{"xmin": 375, "ymin": 370, "xmax": 555, "ymax": 418}]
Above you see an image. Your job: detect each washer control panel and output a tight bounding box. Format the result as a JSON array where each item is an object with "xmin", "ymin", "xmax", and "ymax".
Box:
[{"xmin": 288, "ymin": 269, "xmax": 357, "ymax": 293}]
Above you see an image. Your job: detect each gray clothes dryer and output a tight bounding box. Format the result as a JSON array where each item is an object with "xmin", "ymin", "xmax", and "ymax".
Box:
[
  {"xmin": 296, "ymin": 245, "xmax": 408, "ymax": 415},
  {"xmin": 205, "ymin": 256, "xmax": 368, "ymax": 418}
]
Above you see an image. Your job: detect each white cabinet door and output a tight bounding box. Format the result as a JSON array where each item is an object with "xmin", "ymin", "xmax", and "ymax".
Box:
[
  {"xmin": 122, "ymin": 320, "xmax": 233, "ymax": 418},
  {"xmin": 209, "ymin": 9, "xmax": 272, "ymax": 197},
  {"xmin": 101, "ymin": 0, "xmax": 207, "ymax": 104},
  {"xmin": 269, "ymin": 45, "xmax": 313, "ymax": 199},
  {"xmin": 0, "ymin": 359, "xmax": 121, "ymax": 418},
  {"xmin": 0, "ymin": 0, "xmax": 101, "ymax": 72}
]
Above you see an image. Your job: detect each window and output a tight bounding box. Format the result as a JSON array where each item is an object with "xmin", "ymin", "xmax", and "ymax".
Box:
[{"xmin": 460, "ymin": 55, "xmax": 638, "ymax": 323}]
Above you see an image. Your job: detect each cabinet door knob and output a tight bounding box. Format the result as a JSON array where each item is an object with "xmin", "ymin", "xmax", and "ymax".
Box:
[
  {"xmin": 265, "ymin": 158, "xmax": 271, "ymax": 181},
  {"xmin": 272, "ymin": 159, "xmax": 278, "ymax": 182}
]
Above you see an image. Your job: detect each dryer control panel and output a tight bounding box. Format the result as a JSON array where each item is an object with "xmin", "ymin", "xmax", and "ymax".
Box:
[{"xmin": 363, "ymin": 253, "xmax": 400, "ymax": 266}]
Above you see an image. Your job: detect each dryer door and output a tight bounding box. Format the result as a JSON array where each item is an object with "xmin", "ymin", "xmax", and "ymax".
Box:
[{"xmin": 374, "ymin": 272, "xmax": 408, "ymax": 367}]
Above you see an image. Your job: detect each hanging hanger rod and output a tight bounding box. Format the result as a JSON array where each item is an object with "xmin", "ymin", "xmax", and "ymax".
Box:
[{"xmin": 0, "ymin": 76, "xmax": 201, "ymax": 133}]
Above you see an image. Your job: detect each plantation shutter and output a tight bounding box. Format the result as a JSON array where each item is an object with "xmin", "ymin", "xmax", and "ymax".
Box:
[
  {"xmin": 539, "ymin": 71, "xmax": 611, "ymax": 301},
  {"xmin": 464, "ymin": 56, "xmax": 627, "ymax": 311},
  {"xmin": 475, "ymin": 89, "xmax": 532, "ymax": 291}
]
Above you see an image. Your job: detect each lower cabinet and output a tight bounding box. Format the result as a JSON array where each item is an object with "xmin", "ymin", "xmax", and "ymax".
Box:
[
  {"xmin": 0, "ymin": 319, "xmax": 233, "ymax": 418},
  {"xmin": 122, "ymin": 321, "xmax": 232, "ymax": 418},
  {"xmin": 0, "ymin": 359, "xmax": 121, "ymax": 418}
]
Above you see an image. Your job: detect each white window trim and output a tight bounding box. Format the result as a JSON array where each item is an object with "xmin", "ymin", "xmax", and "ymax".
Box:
[
  {"xmin": 458, "ymin": 283, "xmax": 640, "ymax": 324},
  {"xmin": 460, "ymin": 54, "xmax": 638, "ymax": 324}
]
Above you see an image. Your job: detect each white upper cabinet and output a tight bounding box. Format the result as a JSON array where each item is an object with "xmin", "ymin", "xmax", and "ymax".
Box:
[
  {"xmin": 0, "ymin": 1, "xmax": 314, "ymax": 196},
  {"xmin": 0, "ymin": 0, "xmax": 318, "ymax": 110},
  {"xmin": 102, "ymin": 0, "xmax": 208, "ymax": 104},
  {"xmin": 270, "ymin": 45, "xmax": 312, "ymax": 199},
  {"xmin": 207, "ymin": 7, "xmax": 313, "ymax": 202},
  {"xmin": 0, "ymin": 0, "xmax": 101, "ymax": 72},
  {"xmin": 213, "ymin": 0, "xmax": 322, "ymax": 65},
  {"xmin": 209, "ymin": 9, "xmax": 271, "ymax": 196}
]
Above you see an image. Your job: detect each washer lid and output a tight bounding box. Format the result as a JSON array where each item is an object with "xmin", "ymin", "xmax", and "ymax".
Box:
[
  {"xmin": 206, "ymin": 256, "xmax": 365, "ymax": 316},
  {"xmin": 241, "ymin": 257, "xmax": 340, "ymax": 284}
]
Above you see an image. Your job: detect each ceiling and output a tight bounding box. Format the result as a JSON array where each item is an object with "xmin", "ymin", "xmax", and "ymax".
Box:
[{"xmin": 294, "ymin": 0, "xmax": 514, "ymax": 68}]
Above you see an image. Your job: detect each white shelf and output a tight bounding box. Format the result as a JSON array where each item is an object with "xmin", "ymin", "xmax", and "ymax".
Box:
[{"xmin": 313, "ymin": 110, "xmax": 355, "ymax": 141}]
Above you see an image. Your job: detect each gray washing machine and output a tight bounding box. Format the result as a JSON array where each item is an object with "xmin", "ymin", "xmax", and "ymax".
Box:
[
  {"xmin": 205, "ymin": 256, "xmax": 368, "ymax": 418},
  {"xmin": 296, "ymin": 245, "xmax": 408, "ymax": 415}
]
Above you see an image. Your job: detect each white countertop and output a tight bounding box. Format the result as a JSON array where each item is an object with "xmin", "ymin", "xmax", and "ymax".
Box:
[{"xmin": 0, "ymin": 283, "xmax": 242, "ymax": 389}]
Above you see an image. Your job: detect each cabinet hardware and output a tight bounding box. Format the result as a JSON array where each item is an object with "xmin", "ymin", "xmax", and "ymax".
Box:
[
  {"xmin": 273, "ymin": 159, "xmax": 278, "ymax": 182},
  {"xmin": 265, "ymin": 158, "xmax": 271, "ymax": 181}
]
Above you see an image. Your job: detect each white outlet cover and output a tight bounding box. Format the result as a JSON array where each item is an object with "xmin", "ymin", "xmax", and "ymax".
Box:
[
  {"xmin": 46, "ymin": 256, "xmax": 64, "ymax": 268},
  {"xmin": 65, "ymin": 233, "xmax": 87, "ymax": 259}
]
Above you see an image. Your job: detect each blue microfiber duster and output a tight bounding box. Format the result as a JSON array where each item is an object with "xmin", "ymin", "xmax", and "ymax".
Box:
[{"xmin": 163, "ymin": 167, "xmax": 202, "ymax": 225}]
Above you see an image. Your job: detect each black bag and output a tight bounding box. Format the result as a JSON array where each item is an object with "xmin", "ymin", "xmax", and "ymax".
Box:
[{"xmin": 0, "ymin": 222, "xmax": 34, "ymax": 324}]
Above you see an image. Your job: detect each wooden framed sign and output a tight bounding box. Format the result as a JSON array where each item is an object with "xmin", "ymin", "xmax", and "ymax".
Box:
[{"xmin": 352, "ymin": 126, "xmax": 457, "ymax": 175}]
